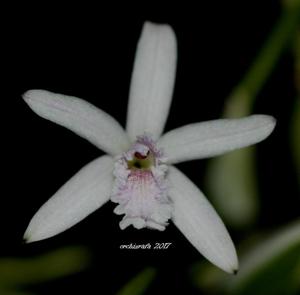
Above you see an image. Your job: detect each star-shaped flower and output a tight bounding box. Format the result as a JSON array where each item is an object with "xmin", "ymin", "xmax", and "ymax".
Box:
[{"xmin": 23, "ymin": 22, "xmax": 275, "ymax": 273}]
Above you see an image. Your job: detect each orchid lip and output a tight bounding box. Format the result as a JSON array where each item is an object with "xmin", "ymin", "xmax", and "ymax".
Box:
[{"xmin": 111, "ymin": 134, "xmax": 172, "ymax": 231}]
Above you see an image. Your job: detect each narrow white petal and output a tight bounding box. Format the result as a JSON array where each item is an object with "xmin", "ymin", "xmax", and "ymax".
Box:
[
  {"xmin": 126, "ymin": 22, "xmax": 177, "ymax": 140},
  {"xmin": 168, "ymin": 166, "xmax": 238, "ymax": 273},
  {"xmin": 24, "ymin": 155, "xmax": 114, "ymax": 242},
  {"xmin": 159, "ymin": 115, "xmax": 276, "ymax": 164},
  {"xmin": 23, "ymin": 90, "xmax": 130, "ymax": 155}
]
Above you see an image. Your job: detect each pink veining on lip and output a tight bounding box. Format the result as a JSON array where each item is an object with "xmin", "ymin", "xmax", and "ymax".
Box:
[{"xmin": 111, "ymin": 134, "xmax": 172, "ymax": 231}]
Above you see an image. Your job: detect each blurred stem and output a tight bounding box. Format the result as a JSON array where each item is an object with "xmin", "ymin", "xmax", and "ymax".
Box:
[
  {"xmin": 225, "ymin": 1, "xmax": 300, "ymax": 117},
  {"xmin": 206, "ymin": 2, "xmax": 300, "ymax": 229},
  {"xmin": 291, "ymin": 28, "xmax": 300, "ymax": 185},
  {"xmin": 294, "ymin": 29, "xmax": 300, "ymax": 90},
  {"xmin": 294, "ymin": 119, "xmax": 300, "ymax": 184}
]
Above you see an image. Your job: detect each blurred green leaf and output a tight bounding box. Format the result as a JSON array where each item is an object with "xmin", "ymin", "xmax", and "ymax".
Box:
[
  {"xmin": 224, "ymin": 0, "xmax": 300, "ymax": 118},
  {"xmin": 0, "ymin": 246, "xmax": 90, "ymax": 288},
  {"xmin": 226, "ymin": 220, "xmax": 300, "ymax": 295},
  {"xmin": 191, "ymin": 260, "xmax": 228, "ymax": 294},
  {"xmin": 192, "ymin": 221, "xmax": 300, "ymax": 295},
  {"xmin": 206, "ymin": 3, "xmax": 300, "ymax": 228},
  {"xmin": 206, "ymin": 147, "xmax": 258, "ymax": 228},
  {"xmin": 284, "ymin": 0, "xmax": 300, "ymax": 10},
  {"xmin": 116, "ymin": 267, "xmax": 156, "ymax": 295}
]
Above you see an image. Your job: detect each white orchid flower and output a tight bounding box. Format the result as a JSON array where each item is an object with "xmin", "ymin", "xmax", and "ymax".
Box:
[{"xmin": 22, "ymin": 22, "xmax": 276, "ymax": 274}]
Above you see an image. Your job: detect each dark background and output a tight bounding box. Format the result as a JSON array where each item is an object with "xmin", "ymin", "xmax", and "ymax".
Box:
[{"xmin": 2, "ymin": 1, "xmax": 299, "ymax": 294}]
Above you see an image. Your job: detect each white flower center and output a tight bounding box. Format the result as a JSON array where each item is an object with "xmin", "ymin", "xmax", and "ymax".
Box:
[{"xmin": 111, "ymin": 134, "xmax": 172, "ymax": 231}]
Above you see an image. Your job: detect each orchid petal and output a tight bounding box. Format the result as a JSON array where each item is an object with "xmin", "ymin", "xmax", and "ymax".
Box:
[
  {"xmin": 159, "ymin": 115, "xmax": 276, "ymax": 164},
  {"xmin": 23, "ymin": 90, "xmax": 130, "ymax": 155},
  {"xmin": 168, "ymin": 166, "xmax": 238, "ymax": 273},
  {"xmin": 126, "ymin": 22, "xmax": 177, "ymax": 140},
  {"xmin": 24, "ymin": 155, "xmax": 114, "ymax": 242}
]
